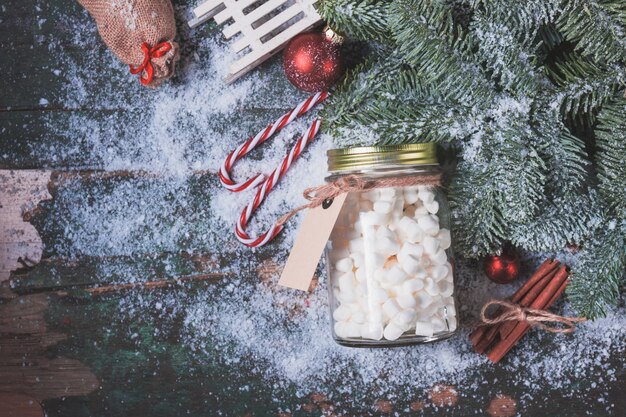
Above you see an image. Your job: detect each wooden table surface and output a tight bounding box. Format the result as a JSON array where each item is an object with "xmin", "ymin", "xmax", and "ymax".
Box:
[{"xmin": 1, "ymin": 1, "xmax": 624, "ymax": 416}]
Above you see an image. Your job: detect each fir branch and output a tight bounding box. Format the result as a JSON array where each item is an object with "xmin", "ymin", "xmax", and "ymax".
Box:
[
  {"xmin": 509, "ymin": 192, "xmax": 601, "ymax": 252},
  {"xmin": 449, "ymin": 161, "xmax": 506, "ymax": 257},
  {"xmin": 530, "ymin": 102, "xmax": 590, "ymax": 192},
  {"xmin": 317, "ymin": 0, "xmax": 390, "ymax": 41},
  {"xmin": 349, "ymin": 98, "xmax": 470, "ymax": 144},
  {"xmin": 545, "ymin": 51, "xmax": 625, "ymax": 122},
  {"xmin": 595, "ymin": 97, "xmax": 626, "ymax": 216},
  {"xmin": 569, "ymin": 220, "xmax": 626, "ymax": 319},
  {"xmin": 556, "ymin": 0, "xmax": 626, "ymax": 66},
  {"xmin": 388, "ymin": 0, "xmax": 494, "ymax": 105}
]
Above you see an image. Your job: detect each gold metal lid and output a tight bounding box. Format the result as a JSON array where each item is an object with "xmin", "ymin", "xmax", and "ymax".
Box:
[{"xmin": 327, "ymin": 143, "xmax": 438, "ymax": 172}]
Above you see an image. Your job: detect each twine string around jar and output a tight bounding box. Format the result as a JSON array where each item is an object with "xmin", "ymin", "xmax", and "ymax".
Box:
[{"xmin": 277, "ymin": 173, "xmax": 442, "ymax": 226}]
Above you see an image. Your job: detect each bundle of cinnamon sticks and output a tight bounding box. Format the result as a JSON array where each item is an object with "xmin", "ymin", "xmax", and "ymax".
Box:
[{"xmin": 470, "ymin": 259, "xmax": 570, "ymax": 363}]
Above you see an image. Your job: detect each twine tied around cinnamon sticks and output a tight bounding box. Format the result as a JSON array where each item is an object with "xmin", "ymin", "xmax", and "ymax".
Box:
[
  {"xmin": 277, "ymin": 173, "xmax": 442, "ymax": 226},
  {"xmin": 470, "ymin": 259, "xmax": 587, "ymax": 363},
  {"xmin": 480, "ymin": 299, "xmax": 586, "ymax": 334}
]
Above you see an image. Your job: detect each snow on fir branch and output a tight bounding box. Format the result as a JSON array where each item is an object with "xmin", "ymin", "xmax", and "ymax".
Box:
[{"xmin": 319, "ymin": 0, "xmax": 626, "ymax": 319}]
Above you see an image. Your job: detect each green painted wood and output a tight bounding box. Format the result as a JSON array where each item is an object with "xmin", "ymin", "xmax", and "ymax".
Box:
[{"xmin": 27, "ymin": 286, "xmax": 626, "ymax": 417}]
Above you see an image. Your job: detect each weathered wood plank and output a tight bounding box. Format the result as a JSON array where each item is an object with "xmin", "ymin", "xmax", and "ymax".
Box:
[
  {"xmin": 0, "ymin": 289, "xmax": 99, "ymax": 402},
  {"xmin": 0, "ymin": 170, "xmax": 52, "ymax": 282},
  {"xmin": 0, "ymin": 392, "xmax": 44, "ymax": 417}
]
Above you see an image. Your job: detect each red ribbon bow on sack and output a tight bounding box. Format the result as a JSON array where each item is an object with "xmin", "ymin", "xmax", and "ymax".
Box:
[{"xmin": 129, "ymin": 42, "xmax": 172, "ymax": 85}]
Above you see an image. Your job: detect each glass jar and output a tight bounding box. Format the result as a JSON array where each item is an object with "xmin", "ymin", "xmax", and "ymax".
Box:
[{"xmin": 325, "ymin": 144, "xmax": 457, "ymax": 347}]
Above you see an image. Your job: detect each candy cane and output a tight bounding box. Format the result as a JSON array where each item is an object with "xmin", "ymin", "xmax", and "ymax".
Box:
[
  {"xmin": 235, "ymin": 118, "xmax": 322, "ymax": 247},
  {"xmin": 218, "ymin": 92, "xmax": 327, "ymax": 247},
  {"xmin": 219, "ymin": 91, "xmax": 328, "ymax": 192}
]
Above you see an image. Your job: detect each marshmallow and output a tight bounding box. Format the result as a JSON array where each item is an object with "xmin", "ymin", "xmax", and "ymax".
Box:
[
  {"xmin": 415, "ymin": 291, "xmax": 433, "ymax": 309},
  {"xmin": 395, "ymin": 308, "xmax": 417, "ymax": 325},
  {"xmin": 385, "ymin": 265, "xmax": 408, "ymax": 285},
  {"xmin": 355, "ymin": 267, "xmax": 366, "ymax": 283},
  {"xmin": 417, "ymin": 214, "xmax": 440, "ymax": 236},
  {"xmin": 424, "ymin": 200, "xmax": 439, "ymax": 214},
  {"xmin": 373, "ymin": 200, "xmax": 393, "ymax": 214},
  {"xmin": 438, "ymin": 280, "xmax": 454, "ymax": 297},
  {"xmin": 402, "ymin": 278, "xmax": 425, "ymax": 293},
  {"xmin": 376, "ymin": 226, "xmax": 396, "ymax": 240},
  {"xmin": 431, "ymin": 264, "xmax": 450, "ymax": 281},
  {"xmin": 330, "ymin": 181, "xmax": 458, "ymax": 342},
  {"xmin": 430, "ymin": 248, "xmax": 448, "ymax": 265},
  {"xmin": 382, "ymin": 298, "xmax": 402, "ymax": 319},
  {"xmin": 373, "ymin": 267, "xmax": 386, "ymax": 282},
  {"xmin": 367, "ymin": 253, "xmax": 387, "ymax": 269},
  {"xmin": 418, "ymin": 187, "xmax": 435, "ymax": 203},
  {"xmin": 422, "ymin": 235, "xmax": 439, "ymax": 255},
  {"xmin": 424, "ymin": 277, "xmax": 439, "ymax": 296},
  {"xmin": 431, "ymin": 316, "xmax": 446, "ymax": 333},
  {"xmin": 404, "ymin": 188, "xmax": 420, "ymax": 205},
  {"xmin": 443, "ymin": 302, "xmax": 456, "ymax": 317},
  {"xmin": 354, "ymin": 220, "xmax": 363, "ymax": 234},
  {"xmin": 397, "ymin": 241, "xmax": 423, "ymax": 263},
  {"xmin": 360, "ymin": 323, "xmax": 383, "ymax": 340},
  {"xmin": 376, "ymin": 237, "xmax": 400, "ymax": 256},
  {"xmin": 344, "ymin": 322, "xmax": 361, "ymax": 338},
  {"xmin": 383, "ymin": 322, "xmax": 405, "ymax": 340},
  {"xmin": 414, "ymin": 206, "xmax": 429, "ymax": 217},
  {"xmin": 379, "ymin": 188, "xmax": 397, "ymax": 201},
  {"xmin": 404, "ymin": 222, "xmax": 424, "ymax": 243},
  {"xmin": 361, "ymin": 211, "xmax": 389, "ymax": 226},
  {"xmin": 437, "ymin": 229, "xmax": 451, "ymax": 250},
  {"xmin": 362, "ymin": 189, "xmax": 380, "ymax": 202},
  {"xmin": 334, "ymin": 321, "xmax": 348, "ymax": 338},
  {"xmin": 333, "ymin": 305, "xmax": 351, "ymax": 322},
  {"xmin": 396, "ymin": 293, "xmax": 417, "ymax": 309},
  {"xmin": 338, "ymin": 272, "xmax": 356, "ymax": 292},
  {"xmin": 351, "ymin": 310, "xmax": 367, "ymax": 324},
  {"xmin": 335, "ymin": 257, "xmax": 354, "ymax": 273},
  {"xmin": 397, "ymin": 216, "xmax": 420, "ymax": 240},
  {"xmin": 351, "ymin": 252, "xmax": 365, "ymax": 269},
  {"xmin": 400, "ymin": 255, "xmax": 424, "ymax": 276},
  {"xmin": 349, "ymin": 237, "xmax": 364, "ymax": 253},
  {"xmin": 415, "ymin": 321, "xmax": 434, "ymax": 337},
  {"xmin": 369, "ymin": 306, "xmax": 384, "ymax": 324},
  {"xmin": 371, "ymin": 287, "xmax": 390, "ymax": 303}
]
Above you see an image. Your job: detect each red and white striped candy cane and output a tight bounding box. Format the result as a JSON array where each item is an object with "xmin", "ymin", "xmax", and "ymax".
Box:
[
  {"xmin": 219, "ymin": 91, "xmax": 328, "ymax": 247},
  {"xmin": 219, "ymin": 91, "xmax": 328, "ymax": 192}
]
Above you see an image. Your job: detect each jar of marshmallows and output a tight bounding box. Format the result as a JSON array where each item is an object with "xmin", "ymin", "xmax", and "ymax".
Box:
[{"xmin": 325, "ymin": 144, "xmax": 457, "ymax": 347}]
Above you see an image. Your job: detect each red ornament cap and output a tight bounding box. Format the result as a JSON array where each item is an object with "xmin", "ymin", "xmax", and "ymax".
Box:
[{"xmin": 283, "ymin": 29, "xmax": 344, "ymax": 92}]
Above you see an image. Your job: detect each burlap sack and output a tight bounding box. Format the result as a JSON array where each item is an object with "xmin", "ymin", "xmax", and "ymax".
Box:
[{"xmin": 78, "ymin": 0, "xmax": 180, "ymax": 87}]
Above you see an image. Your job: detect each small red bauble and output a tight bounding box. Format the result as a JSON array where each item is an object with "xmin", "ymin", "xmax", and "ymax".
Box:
[
  {"xmin": 283, "ymin": 31, "xmax": 344, "ymax": 92},
  {"xmin": 484, "ymin": 250, "xmax": 521, "ymax": 284}
]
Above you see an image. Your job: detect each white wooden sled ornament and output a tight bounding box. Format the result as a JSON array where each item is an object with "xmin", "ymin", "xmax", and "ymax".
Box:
[{"xmin": 188, "ymin": 0, "xmax": 322, "ymax": 83}]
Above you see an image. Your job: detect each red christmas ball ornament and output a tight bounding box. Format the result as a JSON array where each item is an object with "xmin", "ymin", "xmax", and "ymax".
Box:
[
  {"xmin": 483, "ymin": 249, "xmax": 521, "ymax": 284},
  {"xmin": 283, "ymin": 27, "xmax": 344, "ymax": 92}
]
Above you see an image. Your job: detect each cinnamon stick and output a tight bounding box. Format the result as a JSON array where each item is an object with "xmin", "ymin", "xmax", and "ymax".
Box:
[
  {"xmin": 497, "ymin": 266, "xmax": 560, "ymax": 339},
  {"xmin": 475, "ymin": 268, "xmax": 556, "ymax": 353},
  {"xmin": 510, "ymin": 259, "xmax": 559, "ymax": 303},
  {"xmin": 487, "ymin": 265, "xmax": 569, "ymax": 363},
  {"xmin": 470, "ymin": 260, "xmax": 560, "ymax": 352},
  {"xmin": 501, "ymin": 278, "xmax": 571, "ymax": 358}
]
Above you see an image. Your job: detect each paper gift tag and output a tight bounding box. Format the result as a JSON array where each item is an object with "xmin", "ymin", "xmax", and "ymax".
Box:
[{"xmin": 278, "ymin": 193, "xmax": 348, "ymax": 291}]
